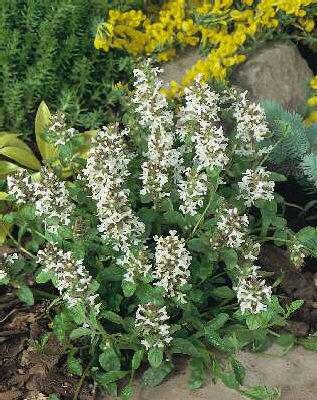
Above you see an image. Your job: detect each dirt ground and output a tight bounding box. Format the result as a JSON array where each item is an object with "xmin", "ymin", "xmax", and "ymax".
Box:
[{"xmin": 127, "ymin": 346, "xmax": 317, "ymax": 400}]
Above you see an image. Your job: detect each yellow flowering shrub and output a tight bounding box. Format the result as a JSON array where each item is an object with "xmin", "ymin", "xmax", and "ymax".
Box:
[
  {"xmin": 306, "ymin": 75, "xmax": 317, "ymax": 125},
  {"xmin": 95, "ymin": 0, "xmax": 317, "ymax": 101}
]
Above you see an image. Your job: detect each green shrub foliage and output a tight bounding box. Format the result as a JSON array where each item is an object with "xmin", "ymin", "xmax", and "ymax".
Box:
[
  {"xmin": 0, "ymin": 0, "xmax": 134, "ymax": 137},
  {"xmin": 1, "ymin": 64, "xmax": 316, "ymax": 398}
]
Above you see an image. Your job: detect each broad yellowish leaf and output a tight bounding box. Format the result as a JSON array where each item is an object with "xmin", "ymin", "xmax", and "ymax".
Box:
[
  {"xmin": 0, "ymin": 222, "xmax": 11, "ymax": 244},
  {"xmin": 35, "ymin": 101, "xmax": 57, "ymax": 162},
  {"xmin": 0, "ymin": 192, "xmax": 9, "ymax": 200},
  {"xmin": 0, "ymin": 146, "xmax": 41, "ymax": 170},
  {"xmin": 0, "ymin": 160, "xmax": 20, "ymax": 178}
]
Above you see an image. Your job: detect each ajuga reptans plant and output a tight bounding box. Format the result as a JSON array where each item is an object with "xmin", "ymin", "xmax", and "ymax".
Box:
[{"xmin": 2, "ymin": 62, "xmax": 317, "ymax": 398}]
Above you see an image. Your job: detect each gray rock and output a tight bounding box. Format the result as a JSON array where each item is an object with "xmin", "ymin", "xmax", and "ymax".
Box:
[
  {"xmin": 232, "ymin": 41, "xmax": 313, "ymax": 112},
  {"xmin": 160, "ymin": 48, "xmax": 202, "ymax": 87}
]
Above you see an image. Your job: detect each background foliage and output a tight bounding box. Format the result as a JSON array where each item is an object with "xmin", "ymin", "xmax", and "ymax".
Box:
[{"xmin": 0, "ymin": 0, "xmax": 135, "ymax": 138}]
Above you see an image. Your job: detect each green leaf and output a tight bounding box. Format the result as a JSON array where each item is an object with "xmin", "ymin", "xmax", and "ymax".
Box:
[
  {"xmin": 298, "ymin": 336, "xmax": 317, "ymax": 351},
  {"xmin": 100, "ymin": 266, "xmax": 123, "ymax": 282},
  {"xmin": 246, "ymin": 314, "xmax": 262, "ymax": 331},
  {"xmin": 221, "ymin": 372, "xmax": 239, "ymax": 390},
  {"xmin": 276, "ymin": 333, "xmax": 295, "ymax": 350},
  {"xmin": 121, "ymin": 385, "xmax": 134, "ymax": 400},
  {"xmin": 170, "ymin": 338, "xmax": 200, "ymax": 357},
  {"xmin": 99, "ymin": 348, "xmax": 121, "ymax": 371},
  {"xmin": 269, "ymin": 172, "xmax": 287, "ymax": 182},
  {"xmin": 0, "ymin": 160, "xmax": 19, "ymax": 178},
  {"xmin": 142, "ymin": 361, "xmax": 173, "ymax": 387},
  {"xmin": 187, "ymin": 238, "xmax": 209, "ymax": 253},
  {"xmin": 206, "ymin": 313, "xmax": 229, "ymax": 331},
  {"xmin": 17, "ymin": 285, "xmax": 34, "ymax": 306},
  {"xmin": 260, "ymin": 200, "xmax": 277, "ymax": 237},
  {"xmin": 148, "ymin": 347, "xmax": 163, "ymax": 368},
  {"xmin": 0, "ymin": 222, "xmax": 11, "ymax": 244},
  {"xmin": 35, "ymin": 101, "xmax": 57, "ymax": 162},
  {"xmin": 67, "ymin": 355, "xmax": 83, "ymax": 376},
  {"xmin": 102, "ymin": 310, "xmax": 124, "ymax": 326},
  {"xmin": 188, "ymin": 358, "xmax": 205, "ymax": 389},
  {"xmin": 70, "ymin": 327, "xmax": 92, "ymax": 340},
  {"xmin": 35, "ymin": 270, "xmax": 51, "ymax": 284},
  {"xmin": 286, "ymin": 300, "xmax": 304, "ymax": 316},
  {"xmin": 122, "ymin": 280, "xmax": 136, "ymax": 297},
  {"xmin": 132, "ymin": 349, "xmax": 144, "ymax": 370},
  {"xmin": 71, "ymin": 303, "xmax": 86, "ymax": 325},
  {"xmin": 211, "ymin": 286, "xmax": 235, "ymax": 299},
  {"xmin": 96, "ymin": 370, "xmax": 128, "ymax": 385},
  {"xmin": 231, "ymin": 358, "xmax": 246, "ymax": 385},
  {"xmin": 241, "ymin": 385, "xmax": 281, "ymax": 399},
  {"xmin": 0, "ymin": 146, "xmax": 41, "ymax": 170},
  {"xmin": 220, "ymin": 248, "xmax": 238, "ymax": 268},
  {"xmin": 0, "ymin": 192, "xmax": 9, "ymax": 200}
]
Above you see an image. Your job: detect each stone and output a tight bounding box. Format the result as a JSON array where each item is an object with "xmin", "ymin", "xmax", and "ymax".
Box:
[
  {"xmin": 159, "ymin": 48, "xmax": 202, "ymax": 87},
  {"xmin": 232, "ymin": 41, "xmax": 313, "ymax": 112}
]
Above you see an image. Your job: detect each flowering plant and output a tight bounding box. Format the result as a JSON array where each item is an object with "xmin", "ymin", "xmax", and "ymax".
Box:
[{"xmin": 1, "ymin": 63, "xmax": 315, "ymax": 399}]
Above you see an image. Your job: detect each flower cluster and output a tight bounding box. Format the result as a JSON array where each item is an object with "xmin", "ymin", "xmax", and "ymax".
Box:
[
  {"xmin": 211, "ymin": 208, "xmax": 249, "ymax": 250},
  {"xmin": 238, "ymin": 167, "xmax": 275, "ymax": 207},
  {"xmin": 178, "ymin": 167, "xmax": 208, "ymax": 216},
  {"xmin": 233, "ymin": 91, "xmax": 271, "ymax": 157},
  {"xmin": 33, "ymin": 168, "xmax": 75, "ymax": 234},
  {"xmin": 176, "ymin": 76, "xmax": 228, "ymax": 215},
  {"xmin": 132, "ymin": 65, "xmax": 181, "ymax": 201},
  {"xmin": 0, "ymin": 253, "xmax": 19, "ymax": 280},
  {"xmin": 135, "ymin": 304, "xmax": 172, "ymax": 350},
  {"xmin": 82, "ymin": 124, "xmax": 145, "ymax": 251},
  {"xmin": 289, "ymin": 242, "xmax": 307, "ymax": 269},
  {"xmin": 37, "ymin": 244, "xmax": 99, "ymax": 310},
  {"xmin": 7, "ymin": 170, "xmax": 34, "ymax": 205},
  {"xmin": 7, "ymin": 168, "xmax": 74, "ymax": 234},
  {"xmin": 46, "ymin": 112, "xmax": 77, "ymax": 146},
  {"xmin": 118, "ymin": 247, "xmax": 152, "ymax": 283},
  {"xmin": 153, "ymin": 230, "xmax": 191, "ymax": 303},
  {"xmin": 177, "ymin": 76, "xmax": 228, "ymax": 170},
  {"xmin": 234, "ymin": 265, "xmax": 272, "ymax": 314}
]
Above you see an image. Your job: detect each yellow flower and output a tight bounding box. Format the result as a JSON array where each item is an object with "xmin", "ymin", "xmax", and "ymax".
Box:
[
  {"xmin": 157, "ymin": 48, "xmax": 177, "ymax": 62},
  {"xmin": 310, "ymin": 76, "xmax": 317, "ymax": 90},
  {"xmin": 307, "ymin": 96, "xmax": 317, "ymax": 107},
  {"xmin": 305, "ymin": 111, "xmax": 317, "ymax": 126}
]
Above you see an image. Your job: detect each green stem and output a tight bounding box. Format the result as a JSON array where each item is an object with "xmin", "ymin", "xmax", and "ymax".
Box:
[
  {"xmin": 190, "ymin": 186, "xmax": 215, "ymax": 238},
  {"xmin": 8, "ymin": 233, "xmax": 35, "ymax": 259},
  {"xmin": 73, "ymin": 355, "xmax": 94, "ymax": 400}
]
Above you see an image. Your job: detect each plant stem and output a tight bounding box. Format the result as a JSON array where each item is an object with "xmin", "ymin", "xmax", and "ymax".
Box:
[
  {"xmin": 190, "ymin": 186, "xmax": 215, "ymax": 238},
  {"xmin": 8, "ymin": 233, "xmax": 35, "ymax": 259},
  {"xmin": 73, "ymin": 356, "xmax": 94, "ymax": 400}
]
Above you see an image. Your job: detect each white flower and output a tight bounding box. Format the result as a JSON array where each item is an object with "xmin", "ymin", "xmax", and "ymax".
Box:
[
  {"xmin": 135, "ymin": 303, "xmax": 172, "ymax": 350},
  {"xmin": 46, "ymin": 112, "xmax": 77, "ymax": 146},
  {"xmin": 211, "ymin": 208, "xmax": 249, "ymax": 250},
  {"xmin": 82, "ymin": 124, "xmax": 145, "ymax": 251},
  {"xmin": 238, "ymin": 167, "xmax": 275, "ymax": 207},
  {"xmin": 0, "ymin": 253, "xmax": 20, "ymax": 280},
  {"xmin": 176, "ymin": 74, "xmax": 229, "ymax": 171},
  {"xmin": 7, "ymin": 170, "xmax": 34, "ymax": 204},
  {"xmin": 289, "ymin": 242, "xmax": 307, "ymax": 269},
  {"xmin": 37, "ymin": 244, "xmax": 99, "ymax": 310},
  {"xmin": 234, "ymin": 265, "xmax": 272, "ymax": 314},
  {"xmin": 178, "ymin": 167, "xmax": 208, "ymax": 216},
  {"xmin": 153, "ymin": 230, "xmax": 191, "ymax": 303},
  {"xmin": 33, "ymin": 168, "xmax": 75, "ymax": 234},
  {"xmin": 132, "ymin": 63, "xmax": 182, "ymax": 201},
  {"xmin": 118, "ymin": 247, "xmax": 152, "ymax": 283},
  {"xmin": 233, "ymin": 91, "xmax": 271, "ymax": 157}
]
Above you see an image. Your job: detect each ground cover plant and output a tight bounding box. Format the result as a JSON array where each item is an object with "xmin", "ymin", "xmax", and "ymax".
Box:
[
  {"xmin": 1, "ymin": 63, "xmax": 317, "ymax": 399},
  {"xmin": 0, "ymin": 0, "xmax": 135, "ymax": 138}
]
